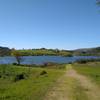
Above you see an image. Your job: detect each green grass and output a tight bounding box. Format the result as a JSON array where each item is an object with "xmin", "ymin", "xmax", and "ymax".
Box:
[
  {"xmin": 1, "ymin": 63, "xmax": 99, "ymax": 100},
  {"xmin": 14, "ymin": 49, "xmax": 73, "ymax": 57},
  {"xmin": 73, "ymin": 62, "xmax": 100, "ymax": 86},
  {"xmin": 0, "ymin": 64, "xmax": 65, "ymax": 100}
]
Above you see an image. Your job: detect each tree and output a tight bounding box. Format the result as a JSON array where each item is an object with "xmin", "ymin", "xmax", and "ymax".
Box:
[
  {"xmin": 96, "ymin": 0, "xmax": 100, "ymax": 5},
  {"xmin": 11, "ymin": 49, "xmax": 22, "ymax": 65}
]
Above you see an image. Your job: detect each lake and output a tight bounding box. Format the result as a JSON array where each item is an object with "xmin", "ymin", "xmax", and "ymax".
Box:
[{"xmin": 0, "ymin": 56, "xmax": 100, "ymax": 65}]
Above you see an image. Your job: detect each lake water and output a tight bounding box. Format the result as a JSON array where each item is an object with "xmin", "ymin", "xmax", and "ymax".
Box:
[{"xmin": 0, "ymin": 56, "xmax": 100, "ymax": 65}]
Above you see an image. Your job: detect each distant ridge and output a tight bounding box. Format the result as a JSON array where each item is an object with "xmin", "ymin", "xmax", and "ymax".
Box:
[
  {"xmin": 0, "ymin": 46, "xmax": 100, "ymax": 56},
  {"xmin": 73, "ymin": 47, "xmax": 100, "ymax": 56},
  {"xmin": 0, "ymin": 46, "xmax": 11, "ymax": 56}
]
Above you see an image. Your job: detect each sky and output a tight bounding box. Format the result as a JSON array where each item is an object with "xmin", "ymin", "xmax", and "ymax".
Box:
[{"xmin": 0, "ymin": 0, "xmax": 100, "ymax": 50}]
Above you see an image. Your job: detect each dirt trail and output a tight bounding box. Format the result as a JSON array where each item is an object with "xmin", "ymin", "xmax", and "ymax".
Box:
[
  {"xmin": 44, "ymin": 64, "xmax": 100, "ymax": 100},
  {"xmin": 67, "ymin": 65, "xmax": 100, "ymax": 100},
  {"xmin": 44, "ymin": 67, "xmax": 71, "ymax": 100}
]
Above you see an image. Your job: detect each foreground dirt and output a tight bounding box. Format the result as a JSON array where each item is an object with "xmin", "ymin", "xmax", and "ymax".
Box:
[{"xmin": 44, "ymin": 65, "xmax": 100, "ymax": 100}]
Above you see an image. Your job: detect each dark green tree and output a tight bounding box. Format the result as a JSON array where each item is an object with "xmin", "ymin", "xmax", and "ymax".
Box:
[{"xmin": 96, "ymin": 0, "xmax": 100, "ymax": 5}]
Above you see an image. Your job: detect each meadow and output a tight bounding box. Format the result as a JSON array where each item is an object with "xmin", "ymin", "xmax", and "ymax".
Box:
[
  {"xmin": 15, "ymin": 49, "xmax": 73, "ymax": 57},
  {"xmin": 0, "ymin": 64, "xmax": 65, "ymax": 100},
  {"xmin": 0, "ymin": 62, "xmax": 100, "ymax": 100}
]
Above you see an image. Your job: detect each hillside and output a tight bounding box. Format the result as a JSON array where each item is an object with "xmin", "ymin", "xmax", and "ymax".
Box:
[
  {"xmin": 14, "ymin": 47, "xmax": 100, "ymax": 56},
  {"xmin": 16, "ymin": 48, "xmax": 73, "ymax": 57},
  {"xmin": 73, "ymin": 47, "xmax": 100, "ymax": 56},
  {"xmin": 0, "ymin": 46, "xmax": 11, "ymax": 56},
  {"xmin": 0, "ymin": 46, "xmax": 100, "ymax": 57}
]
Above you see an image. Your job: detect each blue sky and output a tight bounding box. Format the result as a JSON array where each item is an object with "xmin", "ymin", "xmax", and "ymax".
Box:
[{"xmin": 0, "ymin": 0, "xmax": 100, "ymax": 50}]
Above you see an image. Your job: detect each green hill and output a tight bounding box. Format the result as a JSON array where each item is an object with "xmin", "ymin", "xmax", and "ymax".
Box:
[
  {"xmin": 0, "ymin": 46, "xmax": 11, "ymax": 56},
  {"xmin": 73, "ymin": 47, "xmax": 100, "ymax": 56}
]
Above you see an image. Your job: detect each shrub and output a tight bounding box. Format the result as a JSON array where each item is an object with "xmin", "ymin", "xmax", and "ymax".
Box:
[
  {"xmin": 76, "ymin": 58, "xmax": 100, "ymax": 64},
  {"xmin": 68, "ymin": 62, "xmax": 72, "ymax": 64},
  {"xmin": 40, "ymin": 70, "xmax": 47, "ymax": 76},
  {"xmin": 95, "ymin": 75, "xmax": 100, "ymax": 78},
  {"xmin": 14, "ymin": 73, "xmax": 26, "ymax": 82},
  {"xmin": 77, "ymin": 59, "xmax": 87, "ymax": 64},
  {"xmin": 12, "ymin": 63, "xmax": 18, "ymax": 65}
]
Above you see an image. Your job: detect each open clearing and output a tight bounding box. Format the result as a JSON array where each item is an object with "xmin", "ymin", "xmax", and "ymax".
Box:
[
  {"xmin": 0, "ymin": 63, "xmax": 100, "ymax": 100},
  {"xmin": 0, "ymin": 65, "xmax": 64, "ymax": 100}
]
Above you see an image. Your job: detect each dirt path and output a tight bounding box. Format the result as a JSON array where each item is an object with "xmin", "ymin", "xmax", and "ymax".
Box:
[
  {"xmin": 44, "ymin": 64, "xmax": 100, "ymax": 100},
  {"xmin": 67, "ymin": 64, "xmax": 100, "ymax": 100}
]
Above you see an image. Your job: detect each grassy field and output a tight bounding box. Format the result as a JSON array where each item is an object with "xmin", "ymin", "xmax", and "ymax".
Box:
[
  {"xmin": 0, "ymin": 62, "xmax": 100, "ymax": 100},
  {"xmin": 73, "ymin": 62, "xmax": 100, "ymax": 86},
  {"xmin": 0, "ymin": 64, "xmax": 65, "ymax": 100},
  {"xmin": 14, "ymin": 49, "xmax": 73, "ymax": 57}
]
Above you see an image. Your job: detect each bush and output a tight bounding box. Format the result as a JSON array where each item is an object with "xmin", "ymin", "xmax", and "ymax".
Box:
[
  {"xmin": 43, "ymin": 62, "xmax": 58, "ymax": 67},
  {"xmin": 14, "ymin": 73, "xmax": 26, "ymax": 82},
  {"xmin": 76, "ymin": 58, "xmax": 100, "ymax": 64},
  {"xmin": 12, "ymin": 63, "xmax": 18, "ymax": 65},
  {"xmin": 68, "ymin": 62, "xmax": 72, "ymax": 64},
  {"xmin": 95, "ymin": 75, "xmax": 100, "ymax": 78},
  {"xmin": 40, "ymin": 70, "xmax": 47, "ymax": 76},
  {"xmin": 77, "ymin": 59, "xmax": 87, "ymax": 64}
]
